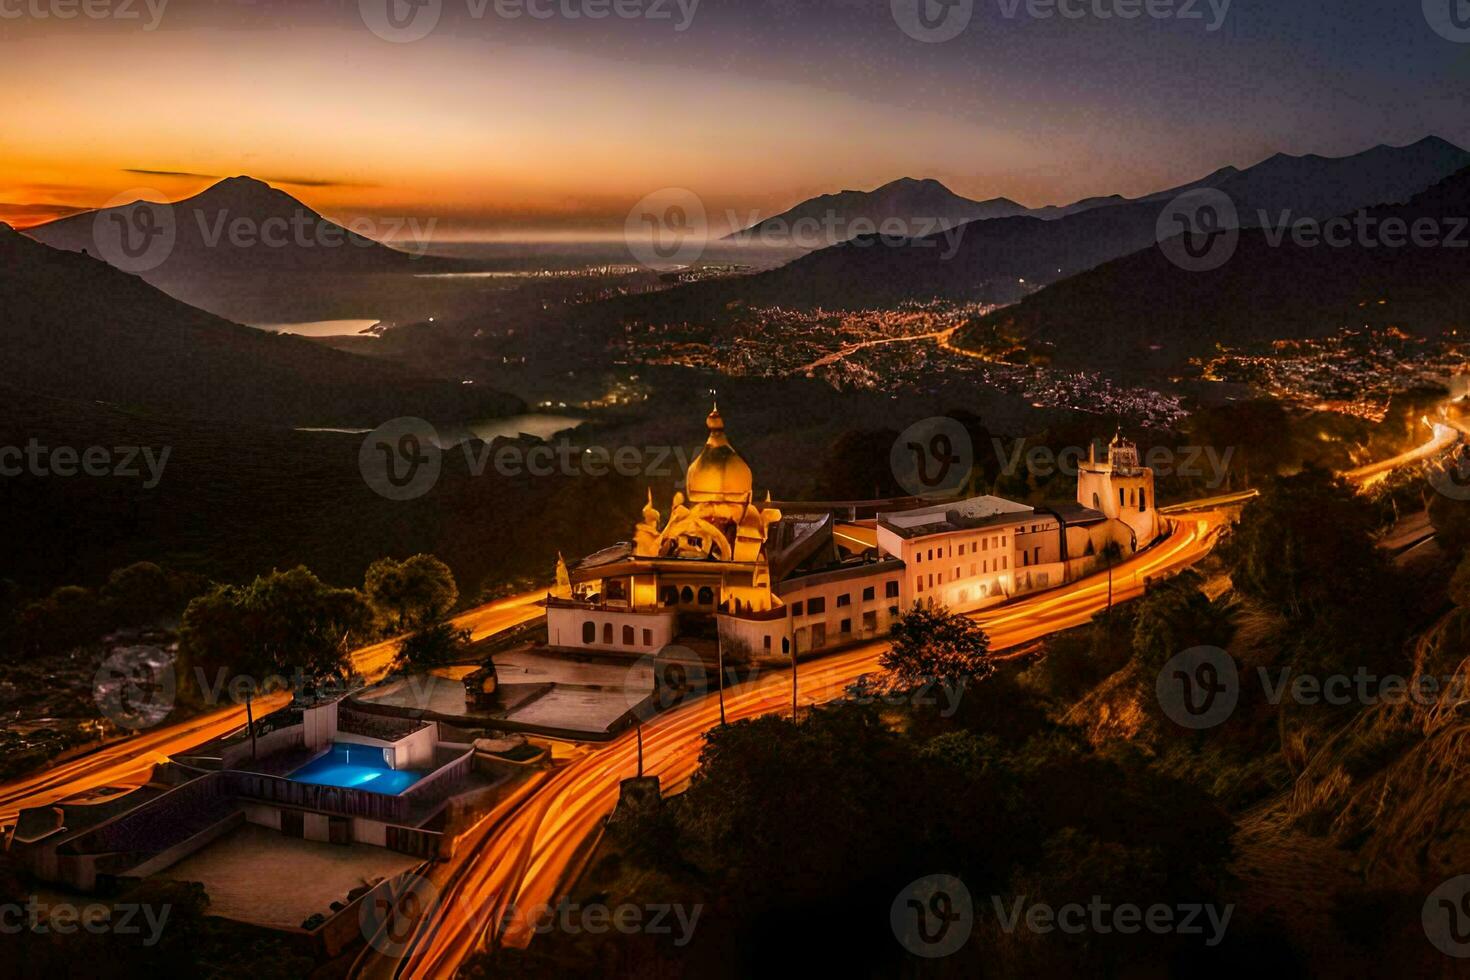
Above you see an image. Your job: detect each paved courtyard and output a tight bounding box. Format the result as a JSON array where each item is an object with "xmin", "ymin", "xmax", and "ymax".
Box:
[{"xmin": 156, "ymin": 822, "xmax": 421, "ymax": 929}]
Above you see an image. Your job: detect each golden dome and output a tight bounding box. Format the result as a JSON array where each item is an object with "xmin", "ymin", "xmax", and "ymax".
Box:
[{"xmin": 685, "ymin": 405, "xmax": 753, "ymax": 501}]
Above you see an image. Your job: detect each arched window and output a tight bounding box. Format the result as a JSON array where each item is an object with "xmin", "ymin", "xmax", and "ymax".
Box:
[
  {"xmin": 602, "ymin": 623, "xmax": 613, "ymax": 644},
  {"xmin": 660, "ymin": 586, "xmax": 678, "ymax": 606},
  {"xmin": 582, "ymin": 621, "xmax": 595, "ymax": 643},
  {"xmin": 680, "ymin": 586, "xmax": 694, "ymax": 604},
  {"xmin": 1092, "ymin": 492, "xmax": 1101, "ymax": 509},
  {"xmin": 1119, "ymin": 488, "xmax": 1126, "ymax": 507},
  {"xmin": 622, "ymin": 625, "xmax": 635, "ymax": 646},
  {"xmin": 697, "ymin": 586, "xmax": 715, "ymax": 605},
  {"xmin": 1139, "ymin": 488, "xmax": 1147, "ymax": 512}
]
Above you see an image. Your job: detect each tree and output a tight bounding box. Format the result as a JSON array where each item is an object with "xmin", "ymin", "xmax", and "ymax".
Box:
[
  {"xmin": 881, "ymin": 603, "xmax": 993, "ymax": 689},
  {"xmin": 364, "ymin": 554, "xmax": 459, "ymax": 632},
  {"xmin": 1131, "ymin": 571, "xmax": 1238, "ymax": 670},
  {"xmin": 18, "ymin": 585, "xmax": 106, "ymax": 655},
  {"xmin": 180, "ymin": 566, "xmax": 374, "ymax": 698},
  {"xmin": 394, "ymin": 619, "xmax": 471, "ymax": 672},
  {"xmin": 102, "ymin": 561, "xmax": 176, "ymax": 626},
  {"xmin": 1228, "ymin": 466, "xmax": 1392, "ymax": 622}
]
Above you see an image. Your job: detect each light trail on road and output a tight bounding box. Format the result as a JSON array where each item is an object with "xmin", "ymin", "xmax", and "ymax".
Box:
[{"xmin": 383, "ymin": 513, "xmax": 1227, "ymax": 978}]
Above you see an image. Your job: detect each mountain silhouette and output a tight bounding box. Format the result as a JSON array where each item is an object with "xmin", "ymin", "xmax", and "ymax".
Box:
[
  {"xmin": 726, "ymin": 177, "xmax": 1034, "ymax": 246},
  {"xmin": 640, "ymin": 137, "xmax": 1470, "ymax": 316},
  {"xmin": 953, "ymin": 161, "xmax": 1470, "ymax": 376},
  {"xmin": 0, "ymin": 223, "xmax": 518, "ymax": 427}
]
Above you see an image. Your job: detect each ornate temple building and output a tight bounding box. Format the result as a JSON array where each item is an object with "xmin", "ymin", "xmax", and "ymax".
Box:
[{"xmin": 545, "ymin": 407, "xmax": 1162, "ymax": 663}]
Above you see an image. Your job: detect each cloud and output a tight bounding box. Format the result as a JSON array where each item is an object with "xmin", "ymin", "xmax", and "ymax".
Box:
[
  {"xmin": 123, "ymin": 168, "xmax": 222, "ymax": 179},
  {"xmin": 260, "ymin": 175, "xmax": 377, "ymax": 189},
  {"xmin": 0, "ymin": 201, "xmax": 90, "ymax": 228}
]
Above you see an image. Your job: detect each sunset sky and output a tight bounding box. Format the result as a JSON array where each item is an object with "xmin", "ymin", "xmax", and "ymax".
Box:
[{"xmin": 2, "ymin": 0, "xmax": 1468, "ymax": 237}]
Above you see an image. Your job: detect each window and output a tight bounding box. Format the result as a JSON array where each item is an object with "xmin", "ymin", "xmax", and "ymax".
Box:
[
  {"xmin": 1139, "ymin": 489, "xmax": 1147, "ymax": 511},
  {"xmin": 582, "ymin": 621, "xmax": 595, "ymax": 643},
  {"xmin": 782, "ymin": 637, "xmax": 790, "ymax": 654},
  {"xmin": 840, "ymin": 618, "xmax": 851, "ymax": 634},
  {"xmin": 763, "ymin": 635, "xmax": 772, "ymax": 651},
  {"xmin": 982, "ymin": 538, "xmax": 989, "ymax": 552},
  {"xmin": 1120, "ymin": 488, "xmax": 1126, "ymax": 507},
  {"xmin": 863, "ymin": 611, "xmax": 877, "ymax": 631},
  {"xmin": 885, "ymin": 580, "xmax": 899, "ymax": 598},
  {"xmin": 642, "ymin": 629, "xmax": 653, "ymax": 646},
  {"xmin": 622, "ymin": 625, "xmax": 635, "ymax": 645},
  {"xmin": 808, "ymin": 597, "xmax": 826, "ymax": 615},
  {"xmin": 916, "ymin": 577, "xmax": 924, "ymax": 593},
  {"xmin": 837, "ymin": 593, "xmax": 851, "ymax": 607},
  {"xmin": 792, "ymin": 600, "xmax": 804, "ymax": 616},
  {"xmin": 660, "ymin": 586, "xmax": 678, "ymax": 606},
  {"xmin": 954, "ymin": 566, "xmax": 960, "ymax": 579},
  {"xmin": 602, "ymin": 623, "xmax": 613, "ymax": 644},
  {"xmin": 928, "ymin": 574, "xmax": 934, "ymax": 588},
  {"xmin": 1093, "ymin": 492, "xmax": 1101, "ymax": 509},
  {"xmin": 680, "ymin": 586, "xmax": 694, "ymax": 603},
  {"xmin": 862, "ymin": 586, "xmax": 875, "ymax": 602},
  {"xmin": 958, "ymin": 543, "xmax": 965, "ymax": 556},
  {"xmin": 697, "ymin": 586, "xmax": 714, "ymax": 605},
  {"xmin": 888, "ymin": 605, "xmax": 900, "ymax": 618},
  {"xmin": 927, "ymin": 549, "xmax": 933, "ymax": 560}
]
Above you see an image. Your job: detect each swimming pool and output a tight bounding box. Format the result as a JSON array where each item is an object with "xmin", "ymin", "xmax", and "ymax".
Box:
[{"xmin": 287, "ymin": 743, "xmax": 425, "ymax": 795}]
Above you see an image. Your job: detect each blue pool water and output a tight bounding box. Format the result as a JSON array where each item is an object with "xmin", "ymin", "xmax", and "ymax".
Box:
[{"xmin": 287, "ymin": 743, "xmax": 425, "ymax": 795}]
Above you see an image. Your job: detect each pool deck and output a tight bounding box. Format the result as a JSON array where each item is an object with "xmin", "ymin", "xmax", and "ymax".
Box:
[
  {"xmin": 155, "ymin": 822, "xmax": 422, "ymax": 929},
  {"xmin": 354, "ymin": 649, "xmax": 653, "ymax": 738}
]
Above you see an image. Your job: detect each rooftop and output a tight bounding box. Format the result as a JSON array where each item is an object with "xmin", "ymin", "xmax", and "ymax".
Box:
[{"xmin": 877, "ymin": 494, "xmax": 1035, "ymax": 539}]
